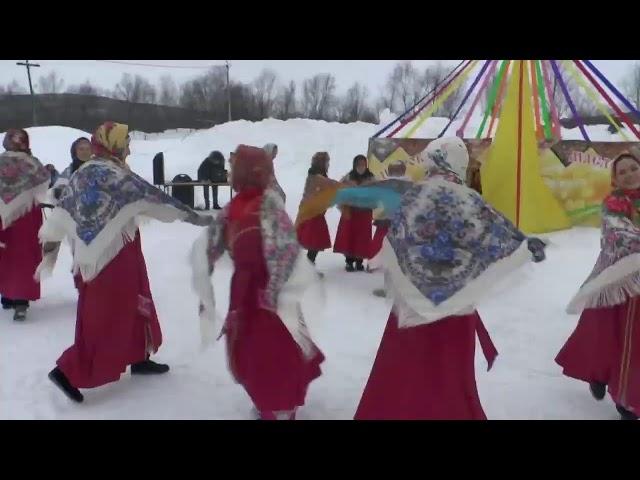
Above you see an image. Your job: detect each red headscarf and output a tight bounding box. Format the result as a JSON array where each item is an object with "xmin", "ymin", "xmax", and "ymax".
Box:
[
  {"xmin": 230, "ymin": 145, "xmax": 273, "ymax": 192},
  {"xmin": 3, "ymin": 129, "xmax": 31, "ymax": 154},
  {"xmin": 228, "ymin": 145, "xmax": 274, "ymax": 222}
]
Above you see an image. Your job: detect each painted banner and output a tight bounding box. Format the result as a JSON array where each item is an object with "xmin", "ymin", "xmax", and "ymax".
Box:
[{"xmin": 367, "ymin": 137, "xmax": 640, "ymax": 227}]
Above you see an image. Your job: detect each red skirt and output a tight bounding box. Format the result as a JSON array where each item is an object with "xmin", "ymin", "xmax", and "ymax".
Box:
[
  {"xmin": 556, "ymin": 299, "xmax": 640, "ymax": 413},
  {"xmin": 226, "ymin": 307, "xmax": 325, "ymax": 413},
  {"xmin": 226, "ymin": 215, "xmax": 325, "ymax": 413},
  {"xmin": 369, "ymin": 224, "xmax": 389, "ymax": 260},
  {"xmin": 355, "ymin": 310, "xmax": 497, "ymax": 420},
  {"xmin": 57, "ymin": 232, "xmax": 162, "ymax": 389},
  {"xmin": 0, "ymin": 207, "xmax": 42, "ymax": 301},
  {"xmin": 334, "ymin": 207, "xmax": 372, "ymax": 259},
  {"xmin": 297, "ymin": 214, "xmax": 332, "ymax": 251}
]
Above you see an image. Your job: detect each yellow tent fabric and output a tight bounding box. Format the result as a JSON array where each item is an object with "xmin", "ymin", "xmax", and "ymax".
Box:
[{"xmin": 480, "ymin": 60, "xmax": 570, "ymax": 234}]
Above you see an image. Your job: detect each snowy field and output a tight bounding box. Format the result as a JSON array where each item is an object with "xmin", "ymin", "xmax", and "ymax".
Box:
[{"xmin": 0, "ymin": 117, "xmax": 627, "ymax": 420}]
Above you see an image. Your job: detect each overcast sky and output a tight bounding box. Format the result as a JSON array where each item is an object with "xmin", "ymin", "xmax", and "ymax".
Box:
[{"xmin": 0, "ymin": 60, "xmax": 635, "ymax": 97}]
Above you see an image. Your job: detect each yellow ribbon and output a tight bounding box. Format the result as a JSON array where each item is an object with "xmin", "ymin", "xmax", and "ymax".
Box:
[
  {"xmin": 403, "ymin": 60, "xmax": 479, "ymax": 138},
  {"xmin": 561, "ymin": 60, "xmax": 631, "ymax": 142}
]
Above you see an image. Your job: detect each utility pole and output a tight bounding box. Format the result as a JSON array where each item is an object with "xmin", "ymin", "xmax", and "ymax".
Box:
[
  {"xmin": 225, "ymin": 60, "xmax": 232, "ymax": 122},
  {"xmin": 17, "ymin": 60, "xmax": 40, "ymax": 126}
]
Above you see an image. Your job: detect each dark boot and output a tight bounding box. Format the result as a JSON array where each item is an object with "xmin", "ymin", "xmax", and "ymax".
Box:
[
  {"xmin": 213, "ymin": 204, "xmax": 222, "ymax": 210},
  {"xmin": 616, "ymin": 404, "xmax": 639, "ymax": 420},
  {"xmin": 307, "ymin": 250, "xmax": 319, "ymax": 264},
  {"xmin": 345, "ymin": 257, "xmax": 355, "ymax": 272},
  {"xmin": 589, "ymin": 382, "xmax": 606, "ymax": 401},
  {"xmin": 355, "ymin": 259, "xmax": 365, "ymax": 272},
  {"xmin": 1, "ymin": 297, "xmax": 14, "ymax": 310},
  {"xmin": 48, "ymin": 367, "xmax": 84, "ymax": 403},
  {"xmin": 13, "ymin": 305, "xmax": 27, "ymax": 322},
  {"xmin": 131, "ymin": 359, "xmax": 170, "ymax": 375}
]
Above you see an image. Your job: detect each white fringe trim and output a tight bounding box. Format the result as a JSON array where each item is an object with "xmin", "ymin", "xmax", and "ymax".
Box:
[
  {"xmin": 35, "ymin": 243, "xmax": 61, "ymax": 281},
  {"xmin": 0, "ymin": 181, "xmax": 49, "ymax": 228},
  {"xmin": 567, "ymin": 253, "xmax": 640, "ymax": 314},
  {"xmin": 276, "ymin": 251, "xmax": 325, "ymax": 358},
  {"xmin": 190, "ymin": 231, "xmax": 325, "ymax": 357},
  {"xmin": 261, "ymin": 187, "xmax": 325, "ymax": 357},
  {"xmin": 382, "ymin": 239, "xmax": 531, "ymax": 327},
  {"xmin": 190, "ymin": 228, "xmax": 223, "ymax": 349},
  {"xmin": 39, "ymin": 200, "xmax": 189, "ymax": 282}
]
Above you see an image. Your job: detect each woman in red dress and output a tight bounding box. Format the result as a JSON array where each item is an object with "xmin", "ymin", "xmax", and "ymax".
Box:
[
  {"xmin": 557, "ymin": 152, "xmax": 640, "ymax": 420},
  {"xmin": 0, "ymin": 129, "xmax": 48, "ymax": 321},
  {"xmin": 41, "ymin": 122, "xmax": 210, "ymax": 403},
  {"xmin": 334, "ymin": 155, "xmax": 374, "ymax": 272},
  {"xmin": 191, "ymin": 145, "xmax": 325, "ymax": 420},
  {"xmin": 296, "ymin": 152, "xmax": 335, "ymax": 265},
  {"xmin": 354, "ymin": 138, "xmax": 534, "ymax": 420}
]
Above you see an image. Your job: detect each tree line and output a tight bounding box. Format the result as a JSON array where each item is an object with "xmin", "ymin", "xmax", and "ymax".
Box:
[{"xmin": 1, "ymin": 61, "xmax": 639, "ymax": 125}]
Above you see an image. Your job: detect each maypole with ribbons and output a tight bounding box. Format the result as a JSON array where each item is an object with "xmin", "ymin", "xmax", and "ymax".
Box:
[{"xmin": 366, "ymin": 59, "xmax": 640, "ymax": 233}]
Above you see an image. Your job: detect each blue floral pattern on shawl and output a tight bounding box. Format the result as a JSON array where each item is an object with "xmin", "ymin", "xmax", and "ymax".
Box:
[
  {"xmin": 387, "ymin": 178, "xmax": 525, "ymax": 306},
  {"xmin": 58, "ymin": 158, "xmax": 193, "ymax": 245},
  {"xmin": 0, "ymin": 151, "xmax": 49, "ymax": 205}
]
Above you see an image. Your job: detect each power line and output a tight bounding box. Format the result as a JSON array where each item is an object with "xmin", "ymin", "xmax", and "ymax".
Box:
[{"xmin": 95, "ymin": 60, "xmax": 222, "ymax": 69}]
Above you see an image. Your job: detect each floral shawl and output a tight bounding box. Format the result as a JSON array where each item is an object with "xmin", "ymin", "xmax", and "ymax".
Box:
[
  {"xmin": 39, "ymin": 157, "xmax": 199, "ymax": 282},
  {"xmin": 567, "ymin": 189, "xmax": 640, "ymax": 313},
  {"xmin": 382, "ymin": 176, "xmax": 530, "ymax": 327},
  {"xmin": 0, "ymin": 150, "xmax": 50, "ymax": 228}
]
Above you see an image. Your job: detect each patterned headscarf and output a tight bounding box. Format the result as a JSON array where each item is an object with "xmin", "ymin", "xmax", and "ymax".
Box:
[
  {"xmin": 382, "ymin": 176, "xmax": 528, "ymax": 326},
  {"xmin": 230, "ymin": 145, "xmax": 274, "ymax": 192},
  {"xmin": 91, "ymin": 122, "xmax": 130, "ymax": 162},
  {"xmin": 423, "ymin": 136, "xmax": 469, "ymax": 184},
  {"xmin": 2, "ymin": 129, "xmax": 31, "ymax": 154}
]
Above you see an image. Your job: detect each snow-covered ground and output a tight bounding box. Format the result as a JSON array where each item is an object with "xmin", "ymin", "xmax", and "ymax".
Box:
[{"xmin": 0, "ymin": 118, "xmax": 627, "ymax": 419}]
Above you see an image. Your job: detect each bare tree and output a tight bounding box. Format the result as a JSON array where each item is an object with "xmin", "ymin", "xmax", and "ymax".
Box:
[
  {"xmin": 302, "ymin": 73, "xmax": 337, "ymax": 120},
  {"xmin": 622, "ymin": 61, "xmax": 640, "ymax": 109},
  {"xmin": 114, "ymin": 73, "xmax": 157, "ymax": 104},
  {"xmin": 276, "ymin": 80, "xmax": 297, "ymax": 119},
  {"xmin": 158, "ymin": 75, "xmax": 179, "ymax": 107},
  {"xmin": 66, "ymin": 80, "xmax": 101, "ymax": 96},
  {"xmin": 230, "ymin": 83, "xmax": 259, "ymax": 121},
  {"xmin": 37, "ymin": 71, "xmax": 65, "ymax": 93},
  {"xmin": 252, "ymin": 69, "xmax": 279, "ymax": 119},
  {"xmin": 4, "ymin": 80, "xmax": 26, "ymax": 95},
  {"xmin": 391, "ymin": 62, "xmax": 423, "ymax": 112},
  {"xmin": 380, "ymin": 71, "xmax": 400, "ymax": 113},
  {"xmin": 179, "ymin": 67, "xmax": 227, "ymax": 113},
  {"xmin": 572, "ymin": 84, "xmax": 598, "ymax": 117},
  {"xmin": 422, "ymin": 63, "xmax": 466, "ymax": 118},
  {"xmin": 550, "ymin": 79, "xmax": 596, "ymax": 119},
  {"xmin": 339, "ymin": 82, "xmax": 371, "ymax": 123}
]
